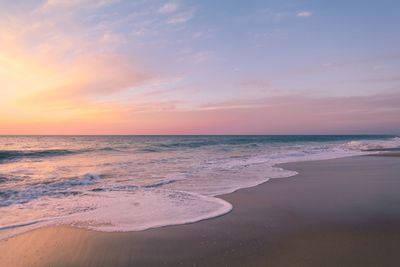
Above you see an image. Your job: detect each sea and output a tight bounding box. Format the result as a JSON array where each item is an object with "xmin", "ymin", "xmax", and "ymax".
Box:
[{"xmin": 0, "ymin": 135, "xmax": 399, "ymax": 239}]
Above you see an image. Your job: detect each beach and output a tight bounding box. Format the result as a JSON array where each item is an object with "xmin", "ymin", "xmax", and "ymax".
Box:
[
  {"xmin": 1, "ymin": 0, "xmax": 399, "ymax": 265},
  {"xmin": 1, "ymin": 154, "xmax": 400, "ymax": 266}
]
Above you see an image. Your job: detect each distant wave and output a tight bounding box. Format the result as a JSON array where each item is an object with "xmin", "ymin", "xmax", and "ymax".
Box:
[
  {"xmin": 343, "ymin": 137, "xmax": 400, "ymax": 151},
  {"xmin": 0, "ymin": 149, "xmax": 77, "ymax": 161},
  {"xmin": 0, "ymin": 147, "xmax": 117, "ymax": 163},
  {"xmin": 139, "ymin": 135, "xmax": 396, "ymax": 152}
]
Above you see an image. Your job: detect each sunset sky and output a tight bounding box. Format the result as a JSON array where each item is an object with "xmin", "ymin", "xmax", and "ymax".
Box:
[{"xmin": 1, "ymin": 0, "xmax": 399, "ymax": 134}]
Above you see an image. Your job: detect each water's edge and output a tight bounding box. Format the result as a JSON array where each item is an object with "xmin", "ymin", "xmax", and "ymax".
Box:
[{"xmin": 1, "ymin": 153, "xmax": 371, "ymax": 241}]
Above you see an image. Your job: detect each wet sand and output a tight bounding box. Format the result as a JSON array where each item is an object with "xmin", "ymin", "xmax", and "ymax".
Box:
[{"xmin": 1, "ymin": 155, "xmax": 400, "ymax": 267}]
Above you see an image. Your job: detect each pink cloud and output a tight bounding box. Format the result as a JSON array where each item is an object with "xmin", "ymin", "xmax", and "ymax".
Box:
[
  {"xmin": 114, "ymin": 93, "xmax": 400, "ymax": 135},
  {"xmin": 2, "ymin": 93, "xmax": 399, "ymax": 135}
]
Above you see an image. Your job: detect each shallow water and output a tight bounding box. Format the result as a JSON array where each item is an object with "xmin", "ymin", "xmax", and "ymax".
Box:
[{"xmin": 0, "ymin": 135, "xmax": 399, "ymax": 239}]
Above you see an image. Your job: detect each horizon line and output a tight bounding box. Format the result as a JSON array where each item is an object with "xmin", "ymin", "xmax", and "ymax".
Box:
[{"xmin": 0, "ymin": 134, "xmax": 397, "ymax": 137}]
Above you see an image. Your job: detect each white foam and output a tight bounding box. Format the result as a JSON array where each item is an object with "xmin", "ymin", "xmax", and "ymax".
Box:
[
  {"xmin": 65, "ymin": 190, "xmax": 231, "ymax": 231},
  {"xmin": 0, "ymin": 189, "xmax": 232, "ymax": 240},
  {"xmin": 342, "ymin": 137, "xmax": 400, "ymax": 151}
]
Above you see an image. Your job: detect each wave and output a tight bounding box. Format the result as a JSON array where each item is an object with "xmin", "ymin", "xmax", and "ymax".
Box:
[
  {"xmin": 342, "ymin": 137, "xmax": 400, "ymax": 151},
  {"xmin": 0, "ymin": 173, "xmax": 101, "ymax": 207},
  {"xmin": 139, "ymin": 135, "xmax": 396, "ymax": 152},
  {"xmin": 0, "ymin": 147, "xmax": 118, "ymax": 163},
  {"xmin": 0, "ymin": 189, "xmax": 233, "ymax": 241},
  {"xmin": 142, "ymin": 179, "xmax": 180, "ymax": 188},
  {"xmin": 0, "ymin": 149, "xmax": 76, "ymax": 161}
]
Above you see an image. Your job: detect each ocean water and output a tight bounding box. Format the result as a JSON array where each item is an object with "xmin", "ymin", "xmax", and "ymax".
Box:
[{"xmin": 0, "ymin": 135, "xmax": 399, "ymax": 239}]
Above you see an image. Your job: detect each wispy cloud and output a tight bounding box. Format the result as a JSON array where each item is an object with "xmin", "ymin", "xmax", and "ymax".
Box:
[
  {"xmin": 0, "ymin": 0, "xmax": 155, "ymax": 127},
  {"xmin": 158, "ymin": 2, "xmax": 178, "ymax": 14},
  {"xmin": 38, "ymin": 0, "xmax": 119, "ymax": 12},
  {"xmin": 187, "ymin": 93, "xmax": 400, "ymax": 134},
  {"xmin": 297, "ymin": 11, "xmax": 313, "ymax": 18},
  {"xmin": 167, "ymin": 11, "xmax": 193, "ymax": 24}
]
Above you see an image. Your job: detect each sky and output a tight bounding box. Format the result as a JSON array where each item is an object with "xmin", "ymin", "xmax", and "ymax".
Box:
[{"xmin": 0, "ymin": 0, "xmax": 399, "ymax": 134}]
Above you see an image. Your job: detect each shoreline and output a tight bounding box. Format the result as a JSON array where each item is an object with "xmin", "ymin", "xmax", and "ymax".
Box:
[
  {"xmin": 0, "ymin": 153, "xmax": 358, "ymax": 241},
  {"xmin": 1, "ymin": 154, "xmax": 400, "ymax": 266},
  {"xmin": 0, "ymin": 152, "xmax": 355, "ymax": 241}
]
